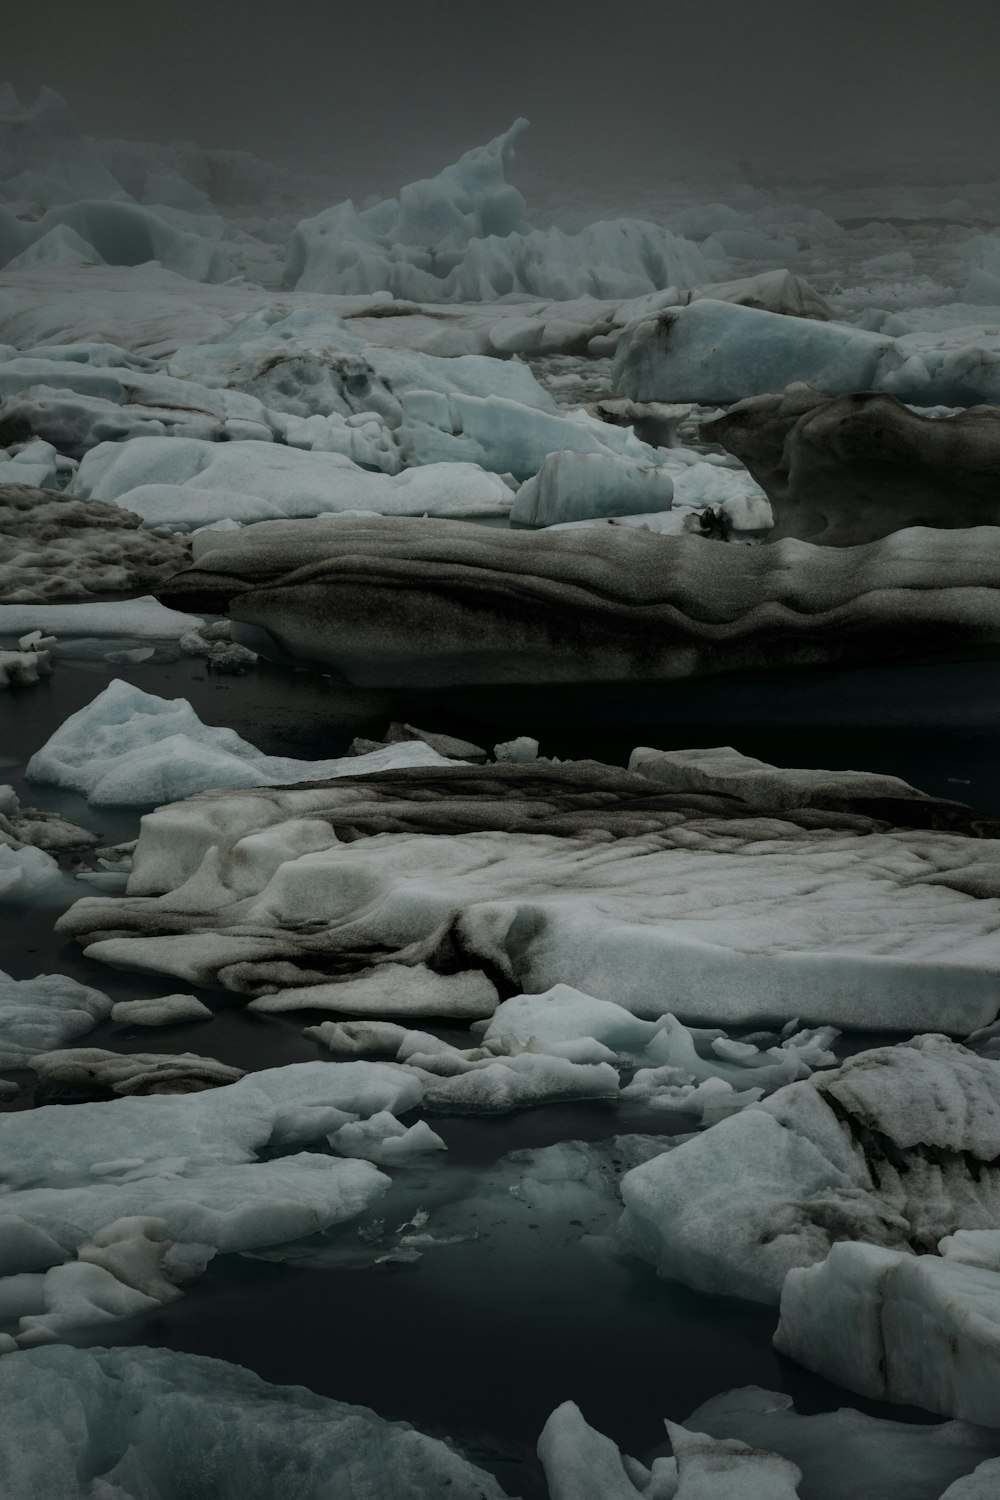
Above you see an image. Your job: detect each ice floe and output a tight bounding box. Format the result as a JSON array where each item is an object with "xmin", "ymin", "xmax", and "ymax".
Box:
[
  {"xmin": 614, "ymin": 296, "xmax": 1000, "ymax": 407},
  {"xmin": 0, "ymin": 482, "xmax": 190, "ymax": 602},
  {"xmin": 619, "ymin": 1037, "xmax": 1000, "ymax": 1303},
  {"xmin": 110, "ymin": 993, "xmax": 212, "ymax": 1026},
  {"xmin": 54, "ymin": 760, "xmax": 1000, "ymax": 1032},
  {"xmin": 26, "ymin": 678, "xmax": 457, "ymax": 804},
  {"xmin": 0, "ymin": 1060, "xmax": 420, "ymax": 1341}
]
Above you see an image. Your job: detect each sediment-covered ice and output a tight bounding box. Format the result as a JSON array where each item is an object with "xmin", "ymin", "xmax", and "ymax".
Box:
[
  {"xmin": 30, "ymin": 1047, "xmax": 242, "ymax": 1096},
  {"xmin": 704, "ymin": 386, "xmax": 1000, "ymax": 545},
  {"xmin": 26, "ymin": 678, "xmax": 456, "ymax": 804},
  {"xmin": 0, "ymin": 483, "xmax": 190, "ymax": 602},
  {"xmin": 0, "ymin": 1344, "xmax": 509, "ymax": 1498},
  {"xmin": 155, "ymin": 514, "xmax": 1000, "ymax": 686},
  {"xmin": 0, "ymin": 785, "xmax": 97, "ymax": 853},
  {"xmin": 619, "ymin": 1037, "xmax": 1000, "ymax": 1303},
  {"xmin": 110, "ymin": 993, "xmax": 212, "ymax": 1026},
  {"xmin": 627, "ymin": 744, "xmax": 950, "ymax": 818},
  {"xmin": 55, "ymin": 761, "xmax": 1000, "ymax": 1033}
]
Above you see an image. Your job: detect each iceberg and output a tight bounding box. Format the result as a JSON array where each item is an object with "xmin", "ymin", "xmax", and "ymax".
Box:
[
  {"xmin": 285, "ymin": 119, "xmax": 710, "ymax": 301},
  {"xmin": 510, "ymin": 449, "xmax": 675, "ymax": 527},
  {"xmin": 775, "ymin": 1235, "xmax": 1000, "ymax": 1426}
]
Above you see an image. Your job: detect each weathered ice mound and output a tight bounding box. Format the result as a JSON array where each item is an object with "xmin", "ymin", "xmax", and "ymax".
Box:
[
  {"xmin": 704, "ymin": 386, "xmax": 1000, "ymax": 545},
  {"xmin": 155, "ymin": 515, "xmax": 1000, "ymax": 686}
]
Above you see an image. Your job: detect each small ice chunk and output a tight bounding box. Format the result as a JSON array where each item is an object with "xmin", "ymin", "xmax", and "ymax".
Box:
[{"xmin": 111, "ymin": 994, "xmax": 212, "ymax": 1027}]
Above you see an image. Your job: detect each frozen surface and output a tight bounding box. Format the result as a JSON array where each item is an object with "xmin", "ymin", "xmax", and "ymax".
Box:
[{"xmin": 619, "ymin": 1037, "xmax": 1000, "ymax": 1304}]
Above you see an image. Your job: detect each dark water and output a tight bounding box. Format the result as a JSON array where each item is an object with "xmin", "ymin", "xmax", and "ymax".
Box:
[{"xmin": 0, "ymin": 649, "xmax": 989, "ymax": 1494}]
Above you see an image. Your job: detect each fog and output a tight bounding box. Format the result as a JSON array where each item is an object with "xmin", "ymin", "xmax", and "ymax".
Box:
[{"xmin": 7, "ymin": 0, "xmax": 1000, "ymax": 190}]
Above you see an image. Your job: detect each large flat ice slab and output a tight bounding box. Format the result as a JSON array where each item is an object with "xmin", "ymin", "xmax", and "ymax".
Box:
[{"xmin": 54, "ymin": 761, "xmax": 1000, "ymax": 1033}]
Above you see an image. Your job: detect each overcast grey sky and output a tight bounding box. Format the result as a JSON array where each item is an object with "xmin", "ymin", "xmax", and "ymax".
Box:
[{"xmin": 7, "ymin": 0, "xmax": 999, "ymax": 180}]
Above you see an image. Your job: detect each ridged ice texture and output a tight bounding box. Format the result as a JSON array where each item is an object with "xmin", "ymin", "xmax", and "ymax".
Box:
[
  {"xmin": 55, "ymin": 761, "xmax": 1000, "ymax": 1033},
  {"xmin": 155, "ymin": 515, "xmax": 1000, "ymax": 687}
]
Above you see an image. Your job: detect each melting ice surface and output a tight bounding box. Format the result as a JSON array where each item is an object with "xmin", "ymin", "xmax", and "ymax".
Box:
[{"xmin": 4, "ymin": 76, "xmax": 1000, "ymax": 1499}]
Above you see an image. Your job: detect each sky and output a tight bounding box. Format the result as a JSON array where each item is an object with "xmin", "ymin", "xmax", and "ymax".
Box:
[{"xmin": 6, "ymin": 0, "xmax": 1000, "ymax": 184}]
